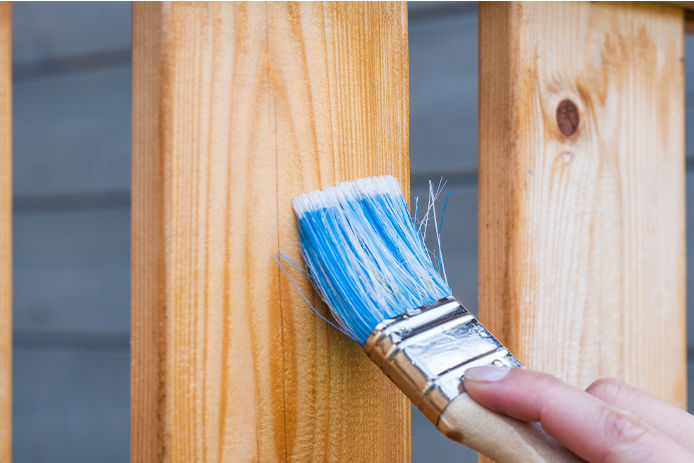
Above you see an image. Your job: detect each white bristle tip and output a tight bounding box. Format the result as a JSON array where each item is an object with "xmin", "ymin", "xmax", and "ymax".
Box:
[{"xmin": 293, "ymin": 176, "xmax": 403, "ymax": 217}]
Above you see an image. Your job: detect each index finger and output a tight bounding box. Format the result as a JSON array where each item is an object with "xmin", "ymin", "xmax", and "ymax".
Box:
[
  {"xmin": 463, "ymin": 367, "xmax": 692, "ymax": 463},
  {"xmin": 586, "ymin": 377, "xmax": 694, "ymax": 454}
]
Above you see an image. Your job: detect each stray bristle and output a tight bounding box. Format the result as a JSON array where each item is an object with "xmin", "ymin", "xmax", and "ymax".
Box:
[{"xmin": 293, "ymin": 175, "xmax": 452, "ymax": 345}]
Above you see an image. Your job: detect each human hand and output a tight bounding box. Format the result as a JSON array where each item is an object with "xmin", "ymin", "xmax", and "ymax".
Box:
[{"xmin": 463, "ymin": 366, "xmax": 694, "ymax": 462}]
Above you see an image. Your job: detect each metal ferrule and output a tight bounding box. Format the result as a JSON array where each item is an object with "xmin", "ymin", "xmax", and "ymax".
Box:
[{"xmin": 363, "ymin": 297, "xmax": 522, "ymax": 425}]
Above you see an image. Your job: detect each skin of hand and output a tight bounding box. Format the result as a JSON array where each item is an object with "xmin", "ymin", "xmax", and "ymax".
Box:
[{"xmin": 463, "ymin": 366, "xmax": 694, "ymax": 463}]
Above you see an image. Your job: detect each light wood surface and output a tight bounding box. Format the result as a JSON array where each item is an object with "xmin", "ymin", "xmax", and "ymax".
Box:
[
  {"xmin": 479, "ymin": 5, "xmax": 686, "ymax": 462},
  {"xmin": 131, "ymin": 3, "xmax": 410, "ymax": 462},
  {"xmin": 0, "ymin": 4, "xmax": 9, "ymax": 462},
  {"xmin": 663, "ymin": 2, "xmax": 694, "ymax": 33}
]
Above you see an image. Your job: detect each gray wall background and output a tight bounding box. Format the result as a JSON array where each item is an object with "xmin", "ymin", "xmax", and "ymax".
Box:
[{"xmin": 9, "ymin": 2, "xmax": 693, "ymax": 462}]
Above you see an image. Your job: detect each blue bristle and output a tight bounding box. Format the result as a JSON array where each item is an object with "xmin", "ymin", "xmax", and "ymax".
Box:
[{"xmin": 292, "ymin": 176, "xmax": 452, "ymax": 345}]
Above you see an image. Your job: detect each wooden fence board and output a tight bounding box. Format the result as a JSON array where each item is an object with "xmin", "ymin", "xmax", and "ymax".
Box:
[
  {"xmin": 479, "ymin": 1, "xmax": 686, "ymax": 411},
  {"xmin": 0, "ymin": 4, "xmax": 10, "ymax": 461},
  {"xmin": 132, "ymin": 3, "xmax": 410, "ymax": 461}
]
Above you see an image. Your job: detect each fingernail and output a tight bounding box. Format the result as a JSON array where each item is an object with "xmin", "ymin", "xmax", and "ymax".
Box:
[{"xmin": 464, "ymin": 366, "xmax": 511, "ymax": 382}]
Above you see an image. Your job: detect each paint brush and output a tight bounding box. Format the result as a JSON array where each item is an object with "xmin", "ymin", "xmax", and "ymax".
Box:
[{"xmin": 290, "ymin": 175, "xmax": 580, "ymax": 463}]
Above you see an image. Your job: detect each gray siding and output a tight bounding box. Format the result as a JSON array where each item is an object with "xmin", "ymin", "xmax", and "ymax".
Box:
[
  {"xmin": 13, "ymin": 209, "xmax": 130, "ymax": 335},
  {"xmin": 13, "ymin": 2, "xmax": 130, "ymax": 66},
  {"xmin": 14, "ymin": 67, "xmax": 131, "ymax": 196},
  {"xmin": 13, "ymin": 349, "xmax": 129, "ymax": 461},
  {"xmin": 12, "ymin": 3, "xmax": 131, "ymax": 462}
]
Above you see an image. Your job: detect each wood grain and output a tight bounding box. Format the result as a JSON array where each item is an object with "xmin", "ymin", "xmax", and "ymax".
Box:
[
  {"xmin": 0, "ymin": 4, "xmax": 10, "ymax": 462},
  {"xmin": 131, "ymin": 3, "xmax": 410, "ymax": 462},
  {"xmin": 479, "ymin": 0, "xmax": 686, "ymax": 429},
  {"xmin": 664, "ymin": 2, "xmax": 694, "ymax": 33}
]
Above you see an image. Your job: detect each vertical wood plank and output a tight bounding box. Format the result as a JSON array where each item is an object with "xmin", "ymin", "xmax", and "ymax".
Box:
[
  {"xmin": 478, "ymin": 0, "xmax": 686, "ymax": 438},
  {"xmin": 0, "ymin": 4, "xmax": 9, "ymax": 462},
  {"xmin": 131, "ymin": 3, "xmax": 164, "ymax": 461},
  {"xmin": 131, "ymin": 3, "xmax": 410, "ymax": 462}
]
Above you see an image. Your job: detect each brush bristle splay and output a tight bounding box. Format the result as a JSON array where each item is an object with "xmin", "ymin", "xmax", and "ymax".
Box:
[{"xmin": 292, "ymin": 176, "xmax": 452, "ymax": 345}]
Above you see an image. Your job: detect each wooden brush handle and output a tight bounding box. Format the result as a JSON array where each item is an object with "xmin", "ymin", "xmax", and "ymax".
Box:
[{"xmin": 437, "ymin": 394, "xmax": 584, "ymax": 462}]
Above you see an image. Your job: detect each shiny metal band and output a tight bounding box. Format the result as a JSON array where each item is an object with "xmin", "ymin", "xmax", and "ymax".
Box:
[{"xmin": 363, "ymin": 297, "xmax": 522, "ymax": 425}]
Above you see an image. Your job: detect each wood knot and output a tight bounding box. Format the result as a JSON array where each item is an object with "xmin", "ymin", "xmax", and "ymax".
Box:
[{"xmin": 556, "ymin": 99, "xmax": 579, "ymax": 136}]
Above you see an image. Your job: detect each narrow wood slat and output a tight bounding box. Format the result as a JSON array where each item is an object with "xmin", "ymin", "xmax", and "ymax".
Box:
[
  {"xmin": 479, "ymin": 7, "xmax": 686, "ymax": 460},
  {"xmin": 0, "ymin": 4, "xmax": 10, "ymax": 462},
  {"xmin": 131, "ymin": 3, "xmax": 410, "ymax": 462}
]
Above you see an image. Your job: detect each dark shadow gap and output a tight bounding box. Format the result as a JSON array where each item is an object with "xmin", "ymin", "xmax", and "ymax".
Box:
[{"xmin": 13, "ymin": 48, "xmax": 131, "ymax": 82}]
